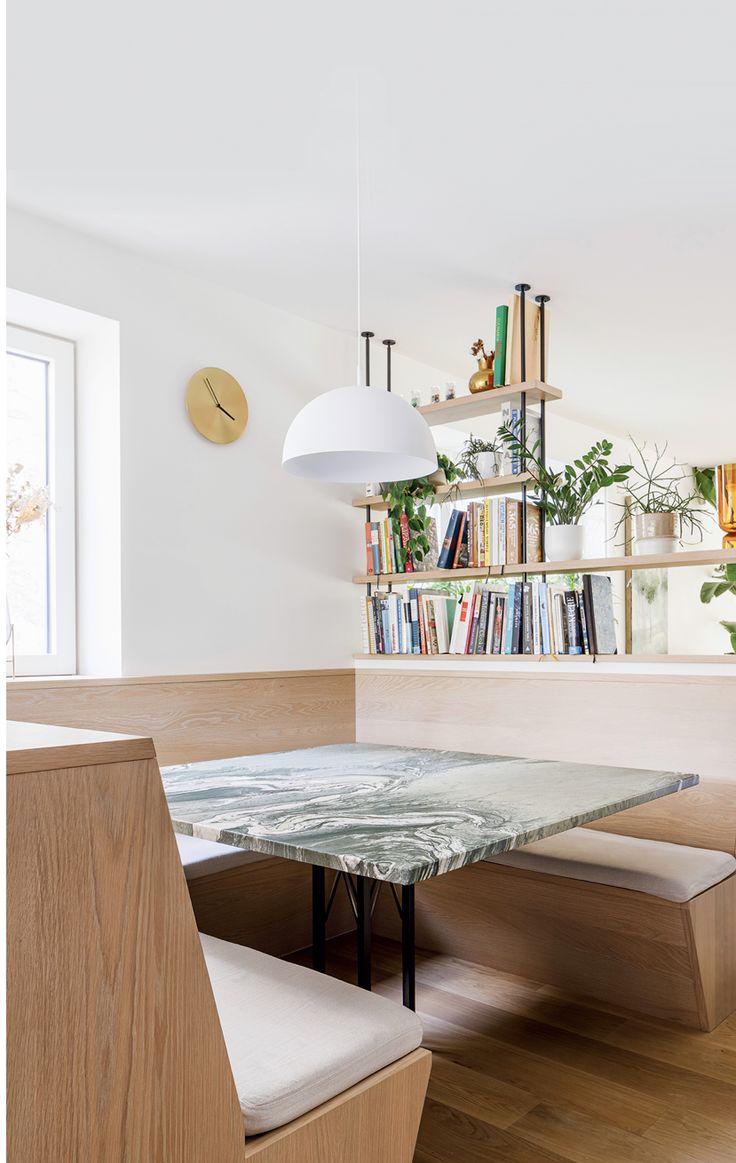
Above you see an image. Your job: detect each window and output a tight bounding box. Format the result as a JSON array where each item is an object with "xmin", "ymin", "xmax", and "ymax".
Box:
[{"xmin": 6, "ymin": 325, "xmax": 76, "ymax": 674}]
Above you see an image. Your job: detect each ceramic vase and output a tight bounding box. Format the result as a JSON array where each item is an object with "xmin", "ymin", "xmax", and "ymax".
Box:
[
  {"xmin": 633, "ymin": 512, "xmax": 678, "ymax": 555},
  {"xmin": 545, "ymin": 524, "xmax": 584, "ymax": 562}
]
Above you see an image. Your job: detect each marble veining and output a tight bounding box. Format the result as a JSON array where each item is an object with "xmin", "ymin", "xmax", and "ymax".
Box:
[{"xmin": 161, "ymin": 743, "xmax": 698, "ymax": 885}]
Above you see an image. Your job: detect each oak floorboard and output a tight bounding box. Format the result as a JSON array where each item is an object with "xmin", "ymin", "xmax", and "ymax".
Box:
[{"xmin": 291, "ymin": 936, "xmax": 736, "ymax": 1162}]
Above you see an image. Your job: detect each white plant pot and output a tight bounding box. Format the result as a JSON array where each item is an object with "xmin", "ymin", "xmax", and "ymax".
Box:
[
  {"xmin": 633, "ymin": 512, "xmax": 679, "ymax": 556},
  {"xmin": 475, "ymin": 452, "xmax": 497, "ymax": 479},
  {"xmin": 545, "ymin": 524, "xmax": 585, "ymax": 562}
]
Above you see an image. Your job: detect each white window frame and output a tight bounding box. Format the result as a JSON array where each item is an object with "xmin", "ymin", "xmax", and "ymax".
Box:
[{"xmin": 7, "ymin": 324, "xmax": 77, "ymax": 675}]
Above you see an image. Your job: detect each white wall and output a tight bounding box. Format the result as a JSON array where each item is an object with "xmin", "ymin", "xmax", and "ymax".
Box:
[{"xmin": 7, "ymin": 209, "xmax": 459, "ymax": 675}]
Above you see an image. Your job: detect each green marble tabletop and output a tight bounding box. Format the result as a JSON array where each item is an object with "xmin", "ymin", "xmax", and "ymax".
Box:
[{"xmin": 161, "ymin": 743, "xmax": 697, "ymax": 885}]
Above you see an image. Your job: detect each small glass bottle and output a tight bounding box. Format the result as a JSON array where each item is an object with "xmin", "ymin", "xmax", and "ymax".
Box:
[
  {"xmin": 410, "ymin": 389, "xmax": 421, "ymax": 408},
  {"xmin": 430, "ymin": 387, "xmax": 441, "ymax": 405},
  {"xmin": 444, "ymin": 382, "xmax": 456, "ymax": 400}
]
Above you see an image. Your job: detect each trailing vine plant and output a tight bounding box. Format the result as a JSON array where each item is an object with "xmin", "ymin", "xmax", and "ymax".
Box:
[{"xmin": 380, "ymin": 453, "xmax": 463, "ymax": 570}]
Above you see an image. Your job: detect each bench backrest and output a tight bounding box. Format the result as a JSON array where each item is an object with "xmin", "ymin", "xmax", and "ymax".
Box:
[{"xmin": 7, "ymin": 722, "xmax": 245, "ymax": 1162}]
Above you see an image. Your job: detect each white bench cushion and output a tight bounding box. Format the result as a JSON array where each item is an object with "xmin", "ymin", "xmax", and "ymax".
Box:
[
  {"xmin": 200, "ymin": 933, "xmax": 423, "ymax": 1134},
  {"xmin": 176, "ymin": 833, "xmax": 266, "ymax": 881},
  {"xmin": 486, "ymin": 827, "xmax": 736, "ymax": 903}
]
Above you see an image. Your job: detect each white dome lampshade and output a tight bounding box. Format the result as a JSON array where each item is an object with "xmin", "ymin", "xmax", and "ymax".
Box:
[{"xmin": 282, "ymin": 385, "xmax": 437, "ymax": 483}]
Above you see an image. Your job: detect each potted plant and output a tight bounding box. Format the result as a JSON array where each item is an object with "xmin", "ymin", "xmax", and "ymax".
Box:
[
  {"xmin": 616, "ymin": 440, "xmax": 708, "ymax": 554},
  {"xmin": 456, "ymin": 434, "xmax": 500, "ymax": 482},
  {"xmin": 381, "ymin": 453, "xmax": 463, "ymax": 570},
  {"xmin": 498, "ymin": 424, "xmax": 632, "ymax": 561},
  {"xmin": 700, "ymin": 563, "xmax": 736, "ymax": 653}
]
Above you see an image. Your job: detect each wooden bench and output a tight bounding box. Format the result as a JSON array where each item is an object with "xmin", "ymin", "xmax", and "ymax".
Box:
[
  {"xmin": 371, "ymin": 783, "xmax": 736, "ymax": 1030},
  {"xmin": 7, "ymin": 722, "xmax": 431, "ymax": 1163}
]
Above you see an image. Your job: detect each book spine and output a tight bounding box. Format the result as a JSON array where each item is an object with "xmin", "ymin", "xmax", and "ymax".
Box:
[
  {"xmin": 364, "ymin": 522, "xmax": 374, "ymax": 575},
  {"xmin": 511, "ymin": 406, "xmax": 520, "ymax": 474},
  {"xmin": 503, "ymin": 584, "xmax": 516, "ymax": 653},
  {"xmin": 468, "ymin": 588, "xmax": 482, "ymax": 653},
  {"xmin": 476, "ymin": 590, "xmax": 491, "ymax": 654},
  {"xmin": 437, "ymin": 510, "xmax": 459, "ymax": 569},
  {"xmin": 522, "ymin": 583, "xmax": 533, "ymax": 654},
  {"xmin": 452, "ymin": 512, "xmax": 468, "ymax": 568},
  {"xmin": 493, "ymin": 595, "xmax": 505, "ymax": 653},
  {"xmin": 539, "ymin": 582, "xmax": 550, "ymax": 654},
  {"xmin": 565, "ymin": 591, "xmax": 582, "ymax": 654},
  {"xmin": 532, "ymin": 581, "xmax": 542, "ymax": 654},
  {"xmin": 511, "ymin": 585, "xmax": 523, "ymax": 654},
  {"xmin": 494, "ymin": 305, "xmax": 508, "ymax": 386},
  {"xmin": 577, "ymin": 591, "xmax": 590, "ymax": 654},
  {"xmin": 526, "ymin": 504, "xmax": 542, "ymax": 564},
  {"xmin": 417, "ymin": 593, "xmax": 427, "ymax": 654},
  {"xmin": 399, "ymin": 510, "xmax": 413, "ymax": 572}
]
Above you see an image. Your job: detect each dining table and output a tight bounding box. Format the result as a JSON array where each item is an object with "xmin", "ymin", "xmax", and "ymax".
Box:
[{"xmin": 161, "ymin": 742, "xmax": 697, "ymax": 1010}]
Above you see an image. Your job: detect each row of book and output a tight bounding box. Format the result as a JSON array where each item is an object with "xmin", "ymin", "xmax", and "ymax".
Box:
[
  {"xmin": 361, "ymin": 574, "xmax": 616, "ymax": 656},
  {"xmin": 364, "ymin": 498, "xmax": 545, "ymax": 577},
  {"xmin": 438, "ymin": 499, "xmax": 543, "ymax": 569},
  {"xmin": 364, "ymin": 516, "xmax": 408, "ymax": 575}
]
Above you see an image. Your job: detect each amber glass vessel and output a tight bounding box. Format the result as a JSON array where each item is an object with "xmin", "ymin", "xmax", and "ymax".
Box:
[{"xmin": 716, "ymin": 463, "xmax": 736, "ymax": 548}]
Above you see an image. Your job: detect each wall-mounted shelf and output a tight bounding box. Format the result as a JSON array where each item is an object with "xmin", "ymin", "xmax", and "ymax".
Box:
[
  {"xmin": 353, "ymin": 652, "xmax": 736, "ymax": 665},
  {"xmin": 353, "ymin": 548, "xmax": 736, "ymax": 586},
  {"xmin": 352, "ymin": 472, "xmax": 532, "ymax": 510},
  {"xmin": 417, "ymin": 381, "xmax": 562, "ymax": 426}
]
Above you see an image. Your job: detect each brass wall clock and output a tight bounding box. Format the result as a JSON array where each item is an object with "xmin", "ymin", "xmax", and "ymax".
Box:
[{"xmin": 185, "ymin": 367, "xmax": 248, "ymax": 444}]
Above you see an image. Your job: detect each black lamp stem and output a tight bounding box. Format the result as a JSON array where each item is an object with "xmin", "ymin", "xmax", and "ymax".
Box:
[
  {"xmin": 383, "ymin": 339, "xmax": 396, "ymax": 392},
  {"xmin": 361, "ymin": 331, "xmax": 375, "ymax": 387}
]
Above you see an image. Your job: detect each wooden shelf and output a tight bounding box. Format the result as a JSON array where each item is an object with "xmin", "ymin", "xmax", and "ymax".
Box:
[
  {"xmin": 353, "ymin": 548, "xmax": 736, "ymax": 585},
  {"xmin": 353, "ymin": 653, "xmax": 736, "ymax": 665},
  {"xmin": 352, "ymin": 472, "xmax": 532, "ymax": 511},
  {"xmin": 417, "ymin": 381, "xmax": 562, "ymax": 427}
]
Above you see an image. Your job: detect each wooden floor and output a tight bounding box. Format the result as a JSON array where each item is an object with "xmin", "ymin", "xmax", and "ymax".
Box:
[{"xmin": 292, "ymin": 935, "xmax": 736, "ymax": 1163}]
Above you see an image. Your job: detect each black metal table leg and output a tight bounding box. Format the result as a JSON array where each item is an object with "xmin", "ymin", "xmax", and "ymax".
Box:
[
  {"xmin": 402, "ymin": 884, "xmax": 416, "ymax": 1010},
  {"xmin": 312, "ymin": 865, "xmax": 326, "ymax": 973},
  {"xmin": 356, "ymin": 875, "xmax": 372, "ymax": 990}
]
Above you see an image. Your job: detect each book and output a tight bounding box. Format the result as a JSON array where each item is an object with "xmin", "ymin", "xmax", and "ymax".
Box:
[
  {"xmin": 493, "ymin": 304, "xmax": 509, "ymax": 386},
  {"xmin": 492, "ymin": 595, "xmax": 505, "ymax": 653},
  {"xmin": 526, "ymin": 504, "xmax": 543, "ymax": 563},
  {"xmin": 564, "ymin": 591, "xmax": 582, "ymax": 654},
  {"xmin": 454, "ymin": 514, "xmax": 469, "ymax": 568},
  {"xmin": 437, "ymin": 510, "xmax": 461, "ymax": 569},
  {"xmin": 505, "ymin": 293, "xmax": 549, "ymax": 385},
  {"xmin": 584, "ymin": 574, "xmax": 617, "ymax": 654},
  {"xmin": 399, "ymin": 511, "xmax": 413, "ymax": 572}
]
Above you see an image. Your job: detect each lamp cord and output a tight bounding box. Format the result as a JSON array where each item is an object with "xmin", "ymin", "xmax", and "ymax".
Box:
[{"xmin": 355, "ymin": 78, "xmax": 362, "ymax": 387}]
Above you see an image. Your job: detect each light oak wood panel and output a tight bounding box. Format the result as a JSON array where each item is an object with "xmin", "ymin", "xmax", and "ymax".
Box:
[
  {"xmin": 7, "ymin": 668, "xmax": 356, "ymax": 765},
  {"xmin": 243, "ymin": 1050, "xmax": 431, "ymax": 1163},
  {"xmin": 187, "ymin": 858, "xmax": 354, "ymax": 957},
  {"xmin": 7, "ymin": 747, "xmax": 245, "ymax": 1163},
  {"xmin": 6, "ymin": 719, "xmax": 155, "ymax": 773},
  {"xmin": 417, "ymin": 381, "xmax": 562, "ymax": 426},
  {"xmin": 297, "ymin": 935, "xmax": 736, "ymax": 1163},
  {"xmin": 372, "ymin": 862, "xmax": 736, "ymax": 1030},
  {"xmin": 351, "ymin": 472, "xmax": 532, "ymax": 509},
  {"xmin": 686, "ymin": 873, "xmax": 736, "ymax": 1030},
  {"xmin": 356, "ymin": 669, "xmax": 736, "ymax": 852}
]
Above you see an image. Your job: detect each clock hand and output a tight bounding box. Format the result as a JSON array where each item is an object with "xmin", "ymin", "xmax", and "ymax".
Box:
[
  {"xmin": 216, "ymin": 403, "xmax": 237, "ymax": 422},
  {"xmin": 203, "ymin": 375, "xmax": 220, "ymax": 407}
]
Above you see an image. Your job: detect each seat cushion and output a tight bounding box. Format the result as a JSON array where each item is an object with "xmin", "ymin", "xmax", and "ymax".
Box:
[
  {"xmin": 486, "ymin": 827, "xmax": 736, "ymax": 903},
  {"xmin": 175, "ymin": 832, "xmax": 266, "ymax": 880},
  {"xmin": 200, "ymin": 933, "xmax": 423, "ymax": 1134}
]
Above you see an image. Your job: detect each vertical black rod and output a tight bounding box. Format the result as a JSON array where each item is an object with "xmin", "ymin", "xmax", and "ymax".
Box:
[
  {"xmin": 383, "ymin": 339, "xmax": 395, "ymax": 392},
  {"xmin": 401, "ymin": 884, "xmax": 416, "ymax": 1010},
  {"xmin": 535, "ymin": 294, "xmax": 550, "ymax": 571},
  {"xmin": 356, "ymin": 876, "xmax": 372, "ymax": 990},
  {"xmin": 312, "ymin": 866, "xmax": 326, "ymax": 973},
  {"xmin": 361, "ymin": 331, "xmax": 375, "ymax": 387},
  {"xmin": 515, "ymin": 284, "xmax": 531, "ymax": 569}
]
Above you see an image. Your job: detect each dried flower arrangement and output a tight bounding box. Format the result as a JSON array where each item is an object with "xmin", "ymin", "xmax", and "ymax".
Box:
[
  {"xmin": 6, "ymin": 464, "xmax": 50, "ymax": 539},
  {"xmin": 470, "ymin": 338, "xmax": 492, "ymax": 360}
]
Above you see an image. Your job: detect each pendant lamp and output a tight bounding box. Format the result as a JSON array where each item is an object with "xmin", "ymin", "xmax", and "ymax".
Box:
[{"xmin": 281, "ymin": 102, "xmax": 437, "ymax": 485}]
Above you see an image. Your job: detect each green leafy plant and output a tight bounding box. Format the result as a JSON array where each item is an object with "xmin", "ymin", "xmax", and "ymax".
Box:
[
  {"xmin": 693, "ymin": 466, "xmax": 716, "ymax": 508},
  {"xmin": 700, "ymin": 563, "xmax": 736, "ymax": 653},
  {"xmin": 614, "ymin": 440, "xmax": 709, "ymax": 542},
  {"xmin": 455, "ymin": 434, "xmax": 500, "ymax": 482},
  {"xmin": 497, "ymin": 424, "xmax": 631, "ymax": 525},
  {"xmin": 380, "ymin": 453, "xmax": 462, "ymax": 569}
]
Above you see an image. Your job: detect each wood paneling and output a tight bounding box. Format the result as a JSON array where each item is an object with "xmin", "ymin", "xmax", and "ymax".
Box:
[
  {"xmin": 297, "ymin": 935, "xmax": 736, "ymax": 1163},
  {"xmin": 7, "ymin": 668, "xmax": 356, "ymax": 765},
  {"xmin": 356, "ymin": 669, "xmax": 736, "ymax": 852},
  {"xmin": 188, "ymin": 858, "xmax": 354, "ymax": 957},
  {"xmin": 243, "ymin": 1050, "xmax": 431, "ymax": 1163},
  {"xmin": 7, "ymin": 739, "xmax": 244, "ymax": 1162},
  {"xmin": 371, "ymin": 862, "xmax": 736, "ymax": 1029},
  {"xmin": 6, "ymin": 719, "xmax": 155, "ymax": 773}
]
